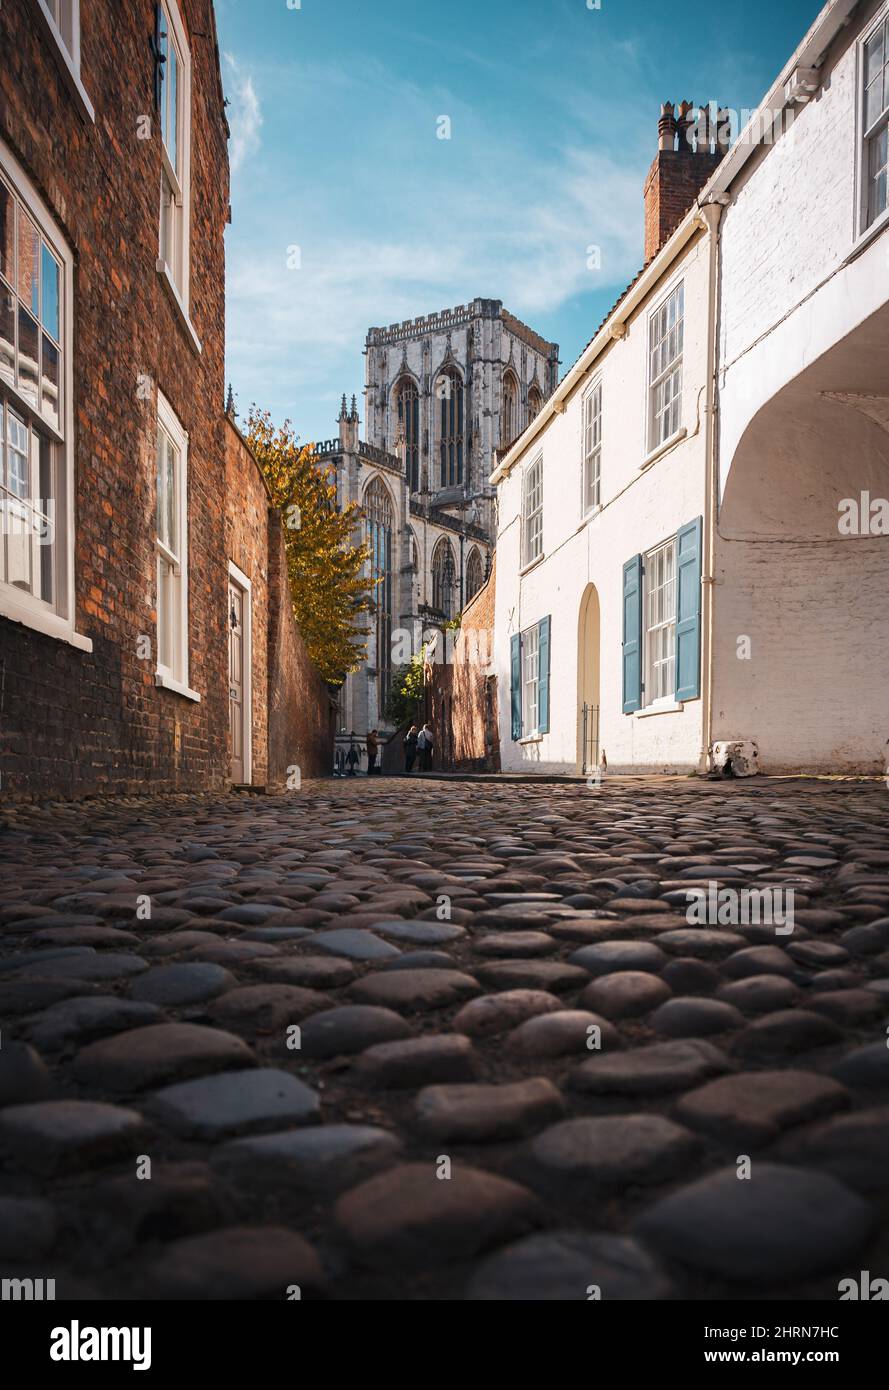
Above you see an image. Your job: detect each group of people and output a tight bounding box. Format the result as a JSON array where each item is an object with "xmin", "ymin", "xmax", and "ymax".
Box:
[
  {"xmin": 336, "ymin": 722, "xmax": 434, "ymax": 776},
  {"xmin": 403, "ymin": 722, "xmax": 434, "ymax": 773}
]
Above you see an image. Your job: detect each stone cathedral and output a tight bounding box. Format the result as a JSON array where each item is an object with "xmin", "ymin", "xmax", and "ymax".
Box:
[{"xmin": 325, "ymin": 298, "xmax": 559, "ymax": 747}]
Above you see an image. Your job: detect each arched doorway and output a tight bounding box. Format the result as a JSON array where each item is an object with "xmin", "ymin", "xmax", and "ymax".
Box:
[{"xmin": 577, "ymin": 583, "xmax": 600, "ymax": 773}]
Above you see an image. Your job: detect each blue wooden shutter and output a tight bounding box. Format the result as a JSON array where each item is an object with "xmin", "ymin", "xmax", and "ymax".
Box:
[
  {"xmin": 622, "ymin": 555, "xmax": 643, "ymax": 713},
  {"xmin": 510, "ymin": 633, "xmax": 522, "ymax": 740},
  {"xmin": 538, "ymin": 616, "xmax": 551, "ymax": 734},
  {"xmin": 675, "ymin": 516, "xmax": 703, "ymax": 701}
]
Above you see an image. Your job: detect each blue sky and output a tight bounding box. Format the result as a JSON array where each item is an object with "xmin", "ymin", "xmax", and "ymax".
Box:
[{"xmin": 217, "ymin": 0, "xmax": 821, "ymax": 446}]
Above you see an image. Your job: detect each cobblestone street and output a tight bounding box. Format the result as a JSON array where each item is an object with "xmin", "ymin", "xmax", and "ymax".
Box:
[{"xmin": 2, "ymin": 776, "xmax": 889, "ymax": 1301}]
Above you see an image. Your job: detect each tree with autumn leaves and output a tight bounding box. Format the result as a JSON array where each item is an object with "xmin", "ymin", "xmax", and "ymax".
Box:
[{"xmin": 246, "ymin": 409, "xmax": 373, "ymax": 685}]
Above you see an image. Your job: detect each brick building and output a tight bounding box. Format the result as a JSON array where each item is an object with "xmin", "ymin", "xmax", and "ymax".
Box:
[
  {"xmin": 423, "ymin": 554, "xmax": 499, "ymax": 773},
  {"xmin": 224, "ymin": 417, "xmax": 337, "ymax": 785},
  {"xmin": 0, "ymin": 0, "xmax": 333, "ymax": 797}
]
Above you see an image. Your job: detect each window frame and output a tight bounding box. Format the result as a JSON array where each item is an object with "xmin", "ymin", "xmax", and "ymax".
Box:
[
  {"xmin": 521, "ymin": 453, "xmax": 544, "ymax": 569},
  {"xmin": 521, "ymin": 621, "xmax": 541, "ymax": 737},
  {"xmin": 431, "ymin": 537, "xmax": 455, "ymax": 619},
  {"xmin": 647, "ymin": 280, "xmax": 684, "ymax": 453},
  {"xmin": 581, "ymin": 375, "xmax": 603, "ymax": 516},
  {"xmin": 156, "ymin": 0, "xmax": 194, "ymax": 321},
  {"xmin": 856, "ymin": 3, "xmax": 889, "ymax": 241},
  {"xmin": 364, "ymin": 475, "xmax": 394, "ymax": 705},
  {"xmin": 464, "ymin": 546, "xmax": 483, "ymax": 604},
  {"xmin": 643, "ymin": 535, "xmax": 678, "ymax": 709},
  {"xmin": 155, "ymin": 390, "xmax": 197, "ymax": 699},
  {"xmin": 0, "ymin": 139, "xmax": 89, "ymax": 651},
  {"xmin": 394, "ymin": 375, "xmax": 420, "ymax": 492},
  {"xmin": 501, "ymin": 369, "xmax": 519, "ymax": 449},
  {"xmin": 437, "ymin": 366, "xmax": 464, "ymax": 488},
  {"xmin": 33, "ymin": 0, "xmax": 95, "ymax": 123}
]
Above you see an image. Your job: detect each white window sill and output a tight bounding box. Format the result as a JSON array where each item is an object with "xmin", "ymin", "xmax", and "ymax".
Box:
[
  {"xmin": 640, "ymin": 427, "xmax": 688, "ymax": 471},
  {"xmin": 520, "ymin": 733, "xmax": 543, "ymax": 744},
  {"xmin": 156, "ymin": 671, "xmax": 201, "ymax": 702},
  {"xmin": 848, "ymin": 206, "xmax": 889, "ymax": 264},
  {"xmin": 635, "ymin": 699, "xmax": 684, "ymax": 718},
  {"xmin": 519, "ymin": 552, "xmax": 545, "ymax": 577},
  {"xmin": 156, "ymin": 262, "xmax": 202, "ymax": 355},
  {"xmin": 0, "ymin": 595, "xmax": 93, "ymax": 651},
  {"xmin": 34, "ymin": 2, "xmax": 95, "ymax": 123},
  {"xmin": 578, "ymin": 504, "xmax": 603, "ymax": 532}
]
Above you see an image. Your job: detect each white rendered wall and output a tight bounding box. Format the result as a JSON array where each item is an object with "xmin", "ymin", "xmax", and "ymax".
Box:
[{"xmin": 494, "ymin": 235, "xmax": 711, "ymax": 774}]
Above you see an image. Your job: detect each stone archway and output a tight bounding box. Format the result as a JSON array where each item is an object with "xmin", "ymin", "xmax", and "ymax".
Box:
[{"xmin": 714, "ymin": 298, "xmax": 889, "ymax": 773}]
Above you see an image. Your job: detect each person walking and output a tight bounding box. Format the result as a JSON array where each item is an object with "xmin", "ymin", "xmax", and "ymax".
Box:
[
  {"xmin": 366, "ymin": 729, "xmax": 379, "ymax": 776},
  {"xmin": 404, "ymin": 725, "xmax": 418, "ymax": 774},
  {"xmin": 346, "ymin": 733, "xmax": 361, "ymax": 777},
  {"xmin": 417, "ymin": 721, "xmax": 434, "ymax": 772}
]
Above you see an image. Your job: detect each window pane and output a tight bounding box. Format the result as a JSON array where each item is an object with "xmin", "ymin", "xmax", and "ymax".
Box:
[
  {"xmin": 41, "ymin": 333, "xmax": 61, "ymax": 431},
  {"xmin": 0, "ymin": 285, "xmax": 14, "ymax": 386},
  {"xmin": 34, "ymin": 432, "xmax": 54, "ymax": 603},
  {"xmin": 41, "ymin": 244, "xmax": 60, "ymax": 341},
  {"xmin": 165, "ymin": 437, "xmax": 177, "ymax": 554},
  {"xmin": 159, "ymin": 14, "xmax": 169, "ymax": 149},
  {"xmin": 6, "ymin": 408, "xmax": 29, "ymax": 496},
  {"xmin": 866, "ymin": 76, "xmax": 885, "ymax": 129},
  {"xmin": 865, "ymin": 24, "xmax": 885, "ymax": 87},
  {"xmin": 18, "ymin": 305, "xmax": 39, "ymax": 407},
  {"xmin": 17, "ymin": 208, "xmax": 39, "ymax": 316},
  {"xmin": 169, "ymin": 46, "xmax": 179, "ymax": 174},
  {"xmin": 156, "ymin": 431, "xmax": 166, "ymax": 541},
  {"xmin": 0, "ymin": 180, "xmax": 14, "ymax": 285}
]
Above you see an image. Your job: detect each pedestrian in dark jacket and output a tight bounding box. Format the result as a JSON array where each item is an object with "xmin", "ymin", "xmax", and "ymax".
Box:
[
  {"xmin": 366, "ymin": 729, "xmax": 379, "ymax": 776},
  {"xmin": 346, "ymin": 734, "xmax": 361, "ymax": 776},
  {"xmin": 404, "ymin": 725, "xmax": 418, "ymax": 773},
  {"xmin": 417, "ymin": 722, "xmax": 434, "ymax": 771}
]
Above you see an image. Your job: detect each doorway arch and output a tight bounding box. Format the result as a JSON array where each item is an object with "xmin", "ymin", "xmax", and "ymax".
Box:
[{"xmin": 577, "ymin": 583, "xmax": 600, "ymax": 772}]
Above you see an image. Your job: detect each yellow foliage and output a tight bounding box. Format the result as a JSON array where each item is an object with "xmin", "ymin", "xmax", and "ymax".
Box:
[{"xmin": 246, "ymin": 409, "xmax": 374, "ymax": 684}]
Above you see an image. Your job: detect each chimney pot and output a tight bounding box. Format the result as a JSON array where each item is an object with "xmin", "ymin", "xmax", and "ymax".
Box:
[{"xmin": 658, "ymin": 101, "xmax": 677, "ymax": 152}]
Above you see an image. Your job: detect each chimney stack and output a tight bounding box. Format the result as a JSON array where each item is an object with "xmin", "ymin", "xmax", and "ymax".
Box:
[{"xmin": 643, "ymin": 101, "xmax": 726, "ymax": 263}]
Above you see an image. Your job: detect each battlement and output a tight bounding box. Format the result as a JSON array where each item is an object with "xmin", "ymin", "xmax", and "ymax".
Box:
[{"xmin": 366, "ymin": 298, "xmax": 558, "ymax": 358}]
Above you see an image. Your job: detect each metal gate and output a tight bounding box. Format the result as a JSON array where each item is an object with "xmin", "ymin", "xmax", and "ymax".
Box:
[{"xmin": 581, "ymin": 703, "xmax": 600, "ymax": 775}]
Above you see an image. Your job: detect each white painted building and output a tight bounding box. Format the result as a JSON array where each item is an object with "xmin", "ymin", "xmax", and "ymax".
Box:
[
  {"xmin": 492, "ymin": 116, "xmax": 721, "ymax": 774},
  {"xmin": 493, "ymin": 0, "xmax": 889, "ymax": 776},
  {"xmin": 711, "ymin": 0, "xmax": 889, "ymax": 773}
]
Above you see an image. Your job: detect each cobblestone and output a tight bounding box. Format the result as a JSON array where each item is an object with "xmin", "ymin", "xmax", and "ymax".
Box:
[{"xmin": 2, "ymin": 776, "xmax": 888, "ymax": 1299}]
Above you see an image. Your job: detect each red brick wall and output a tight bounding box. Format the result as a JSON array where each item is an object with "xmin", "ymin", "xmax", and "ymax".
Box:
[
  {"xmin": 0, "ymin": 0, "xmax": 230, "ymax": 798},
  {"xmin": 225, "ymin": 418, "xmax": 335, "ymax": 786},
  {"xmin": 266, "ymin": 519, "xmax": 337, "ymax": 784},
  {"xmin": 643, "ymin": 150, "xmax": 722, "ymax": 262},
  {"xmin": 426, "ymin": 555, "xmax": 499, "ymax": 772},
  {"xmin": 224, "ymin": 419, "xmax": 270, "ymax": 786}
]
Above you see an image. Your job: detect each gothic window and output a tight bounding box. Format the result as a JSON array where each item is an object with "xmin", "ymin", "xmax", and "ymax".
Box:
[
  {"xmin": 528, "ymin": 384, "xmax": 542, "ymax": 422},
  {"xmin": 365, "ymin": 477, "xmax": 394, "ymax": 704},
  {"xmin": 437, "ymin": 366, "xmax": 463, "ymax": 488},
  {"xmin": 432, "ymin": 537, "xmax": 456, "ymax": 618},
  {"xmin": 394, "ymin": 375, "xmax": 420, "ymax": 492},
  {"xmin": 465, "ymin": 547, "xmax": 483, "ymax": 603},
  {"xmin": 501, "ymin": 370, "xmax": 518, "ymax": 448}
]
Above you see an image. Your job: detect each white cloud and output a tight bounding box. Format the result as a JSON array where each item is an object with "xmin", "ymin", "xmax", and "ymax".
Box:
[
  {"xmin": 224, "ymin": 57, "xmax": 647, "ymax": 438},
  {"xmin": 223, "ymin": 52, "xmax": 263, "ymax": 175}
]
